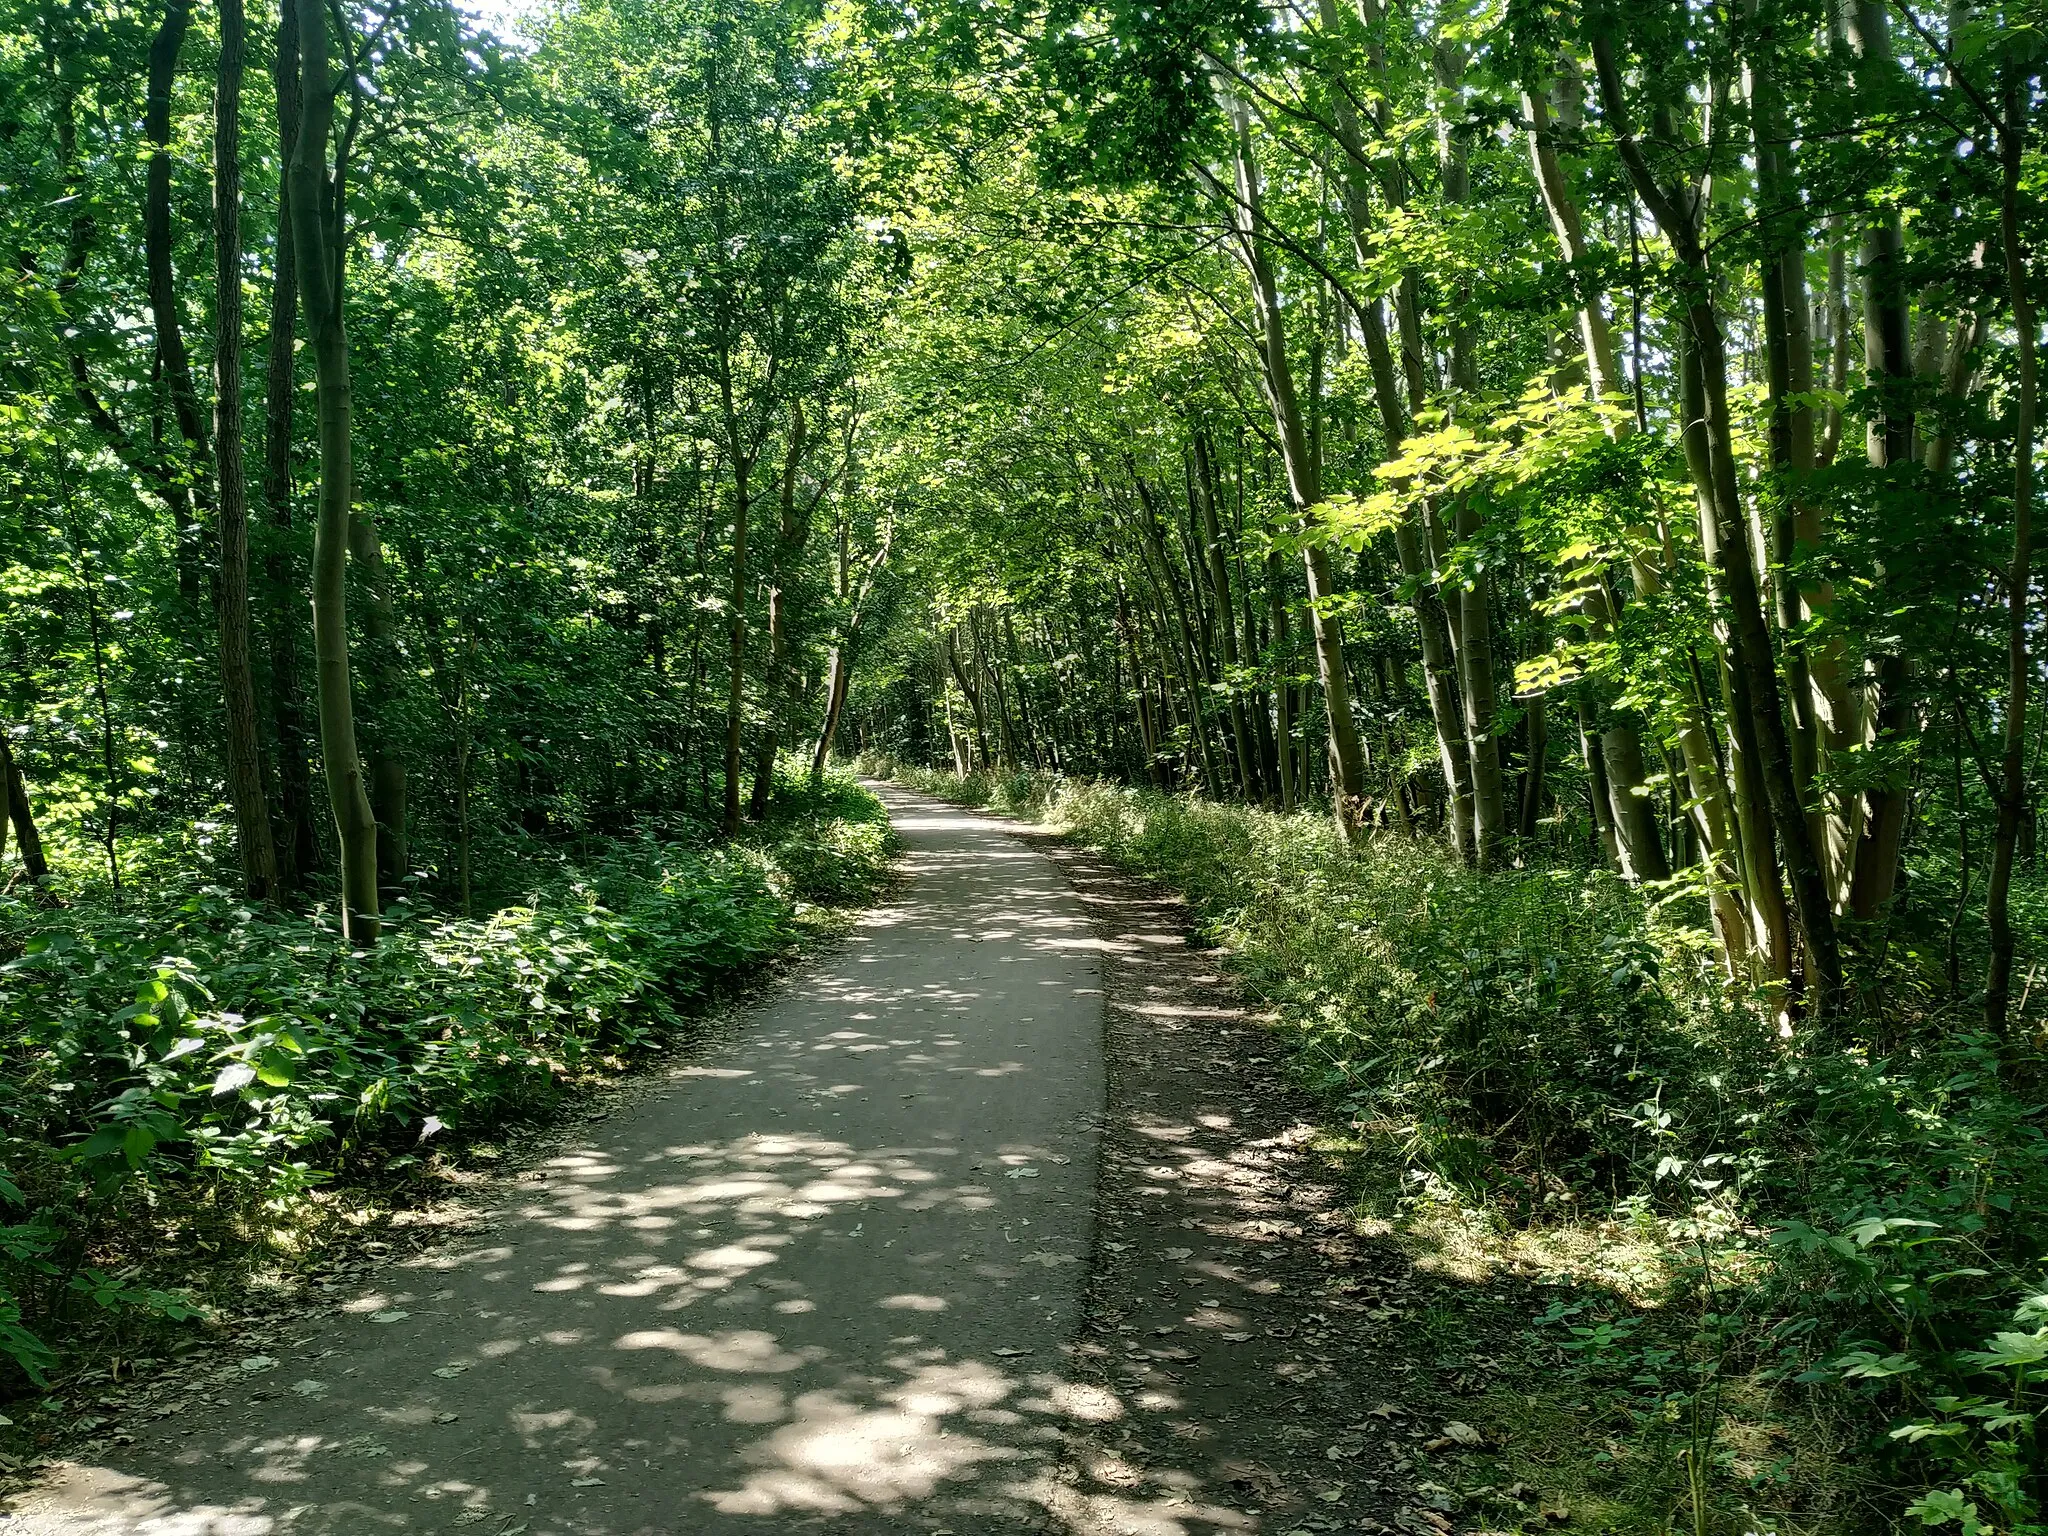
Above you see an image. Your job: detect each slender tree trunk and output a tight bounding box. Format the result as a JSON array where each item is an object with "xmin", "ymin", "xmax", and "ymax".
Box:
[
  {"xmin": 1985, "ymin": 81, "xmax": 2036, "ymax": 1029},
  {"xmin": 1354, "ymin": 298, "xmax": 1475, "ymax": 857},
  {"xmin": 288, "ymin": 0, "xmax": 378, "ymax": 942},
  {"xmin": 1841, "ymin": 0, "xmax": 1916, "ymax": 921},
  {"xmin": 1264, "ymin": 552, "xmax": 1297, "ymax": 812},
  {"xmin": 260, "ymin": 0, "xmax": 316, "ymax": 890},
  {"xmin": 1519, "ymin": 59, "xmax": 1680, "ymax": 885},
  {"xmin": 945, "ymin": 628, "xmax": 990, "ymax": 766},
  {"xmin": 1748, "ymin": 21, "xmax": 1833, "ymax": 894},
  {"xmin": 1522, "ymin": 73, "xmax": 1627, "ymax": 407},
  {"xmin": 211, "ymin": 0, "xmax": 277, "ymax": 901},
  {"xmin": 1518, "ymin": 691, "xmax": 1547, "ymax": 839},
  {"xmin": 813, "ymin": 646, "xmax": 850, "ymax": 777},
  {"xmin": 1595, "ymin": 35, "xmax": 1841, "ymax": 1012},
  {"xmin": 721, "ymin": 457, "xmax": 752, "ymax": 835},
  {"xmin": 143, "ymin": 0, "xmax": 207, "ymax": 604},
  {"xmin": 0, "ymin": 735, "xmax": 51, "ymax": 886},
  {"xmin": 348, "ymin": 511, "xmax": 407, "ymax": 883},
  {"xmin": 1578, "ymin": 696, "xmax": 1623, "ymax": 870},
  {"xmin": 751, "ymin": 403, "xmax": 812, "ymax": 817},
  {"xmin": 1194, "ymin": 433, "xmax": 1259, "ymax": 800},
  {"xmin": 1223, "ymin": 97, "xmax": 1368, "ymax": 840},
  {"xmin": 1454, "ymin": 501, "xmax": 1508, "ymax": 868}
]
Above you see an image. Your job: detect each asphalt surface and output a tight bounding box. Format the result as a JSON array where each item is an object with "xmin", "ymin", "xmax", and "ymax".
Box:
[{"xmin": 14, "ymin": 784, "xmax": 1106, "ymax": 1536}]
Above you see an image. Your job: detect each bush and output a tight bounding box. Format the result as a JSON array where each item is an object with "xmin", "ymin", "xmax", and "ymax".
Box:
[
  {"xmin": 0, "ymin": 771, "xmax": 896, "ymax": 1388},
  {"xmin": 877, "ymin": 765, "xmax": 2048, "ymax": 1530}
]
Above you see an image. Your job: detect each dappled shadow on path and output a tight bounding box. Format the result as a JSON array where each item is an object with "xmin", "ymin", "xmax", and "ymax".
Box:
[
  {"xmin": 12, "ymin": 790, "xmax": 1107, "ymax": 1536},
  {"xmin": 1024, "ymin": 835, "xmax": 1435, "ymax": 1536}
]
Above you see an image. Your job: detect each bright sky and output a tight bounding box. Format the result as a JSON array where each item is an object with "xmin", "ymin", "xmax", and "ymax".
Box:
[{"xmin": 457, "ymin": 0, "xmax": 547, "ymax": 47}]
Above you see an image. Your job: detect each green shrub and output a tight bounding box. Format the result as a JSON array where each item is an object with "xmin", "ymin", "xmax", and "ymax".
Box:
[
  {"xmin": 0, "ymin": 772, "xmax": 895, "ymax": 1389},
  {"xmin": 879, "ymin": 765, "xmax": 2048, "ymax": 1530}
]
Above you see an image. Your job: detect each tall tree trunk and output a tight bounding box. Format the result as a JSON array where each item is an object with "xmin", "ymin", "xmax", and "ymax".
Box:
[
  {"xmin": 261, "ymin": 0, "xmax": 317, "ymax": 890},
  {"xmin": 1985, "ymin": 78, "xmax": 2036, "ymax": 1029},
  {"xmin": 1841, "ymin": 0, "xmax": 1916, "ymax": 921},
  {"xmin": 1453, "ymin": 500, "xmax": 1508, "ymax": 868},
  {"xmin": 211, "ymin": 0, "xmax": 277, "ymax": 901},
  {"xmin": 143, "ymin": 0, "xmax": 207, "ymax": 604},
  {"xmin": 944, "ymin": 628, "xmax": 990, "ymax": 766},
  {"xmin": 0, "ymin": 735, "xmax": 51, "ymax": 887},
  {"xmin": 751, "ymin": 402, "xmax": 812, "ymax": 817},
  {"xmin": 1522, "ymin": 71, "xmax": 1628, "ymax": 407},
  {"xmin": 287, "ymin": 0, "xmax": 378, "ymax": 942},
  {"xmin": 1748, "ymin": 15, "xmax": 1832, "ymax": 890},
  {"xmin": 1264, "ymin": 552, "xmax": 1297, "ymax": 812},
  {"xmin": 1350, "ymin": 282, "xmax": 1476, "ymax": 857},
  {"xmin": 1194, "ymin": 434, "xmax": 1259, "ymax": 800},
  {"xmin": 1118, "ymin": 578, "xmax": 1167, "ymax": 787},
  {"xmin": 722, "ymin": 457, "xmax": 752, "ymax": 835},
  {"xmin": 1518, "ymin": 690, "xmax": 1547, "ymax": 838},
  {"xmin": 1223, "ymin": 96, "xmax": 1369, "ymax": 841},
  {"xmin": 1595, "ymin": 34, "xmax": 1841, "ymax": 1013},
  {"xmin": 348, "ymin": 510, "xmax": 407, "ymax": 883}
]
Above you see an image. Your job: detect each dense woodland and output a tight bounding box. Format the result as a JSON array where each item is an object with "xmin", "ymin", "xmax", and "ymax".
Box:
[{"xmin": 1, "ymin": 0, "xmax": 2045, "ymax": 1522}]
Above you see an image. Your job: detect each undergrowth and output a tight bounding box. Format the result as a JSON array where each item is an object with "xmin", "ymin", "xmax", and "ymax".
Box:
[
  {"xmin": 868, "ymin": 758, "xmax": 2048, "ymax": 1535},
  {"xmin": 0, "ymin": 767, "xmax": 895, "ymax": 1397}
]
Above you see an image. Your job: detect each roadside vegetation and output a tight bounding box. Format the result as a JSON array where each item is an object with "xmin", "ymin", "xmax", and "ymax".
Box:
[
  {"xmin": 5, "ymin": 0, "xmax": 2043, "ymax": 1518},
  {"xmin": 0, "ymin": 770, "xmax": 893, "ymax": 1392},
  {"xmin": 869, "ymin": 759, "xmax": 2048, "ymax": 1534}
]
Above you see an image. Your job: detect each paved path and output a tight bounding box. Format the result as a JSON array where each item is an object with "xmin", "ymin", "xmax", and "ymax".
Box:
[{"xmin": 16, "ymin": 785, "xmax": 1106, "ymax": 1535}]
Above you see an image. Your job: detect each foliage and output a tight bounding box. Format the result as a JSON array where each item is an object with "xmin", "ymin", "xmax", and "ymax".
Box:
[
  {"xmin": 0, "ymin": 771, "xmax": 893, "ymax": 1386},
  {"xmin": 874, "ymin": 760, "xmax": 2048, "ymax": 1531}
]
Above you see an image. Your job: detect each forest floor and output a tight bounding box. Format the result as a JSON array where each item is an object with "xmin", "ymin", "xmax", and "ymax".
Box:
[{"xmin": 5, "ymin": 785, "xmax": 1568, "ymax": 1536}]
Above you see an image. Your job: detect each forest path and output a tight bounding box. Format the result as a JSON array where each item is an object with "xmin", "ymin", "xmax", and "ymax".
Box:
[{"xmin": 14, "ymin": 785, "xmax": 1107, "ymax": 1535}]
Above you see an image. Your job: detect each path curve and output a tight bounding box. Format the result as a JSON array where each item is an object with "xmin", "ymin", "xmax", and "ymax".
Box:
[{"xmin": 15, "ymin": 784, "xmax": 1106, "ymax": 1535}]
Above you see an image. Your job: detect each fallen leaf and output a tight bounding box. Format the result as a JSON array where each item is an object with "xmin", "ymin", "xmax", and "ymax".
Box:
[
  {"xmin": 432, "ymin": 1364, "xmax": 470, "ymax": 1379},
  {"xmin": 291, "ymin": 1380, "xmax": 327, "ymax": 1396},
  {"xmin": 1162, "ymin": 1247, "xmax": 1193, "ymax": 1260},
  {"xmin": 569, "ymin": 1477, "xmax": 605, "ymax": 1488},
  {"xmin": 238, "ymin": 1356, "xmax": 278, "ymax": 1373},
  {"xmin": 1442, "ymin": 1421, "xmax": 1482, "ymax": 1446},
  {"xmin": 369, "ymin": 1310, "xmax": 409, "ymax": 1324},
  {"xmin": 434, "ymin": 1412, "xmax": 460, "ymax": 1424},
  {"xmin": 993, "ymin": 1347, "xmax": 1032, "ymax": 1357},
  {"xmin": 1004, "ymin": 1167, "xmax": 1040, "ymax": 1179},
  {"xmin": 1222, "ymin": 1331, "xmax": 1252, "ymax": 1342}
]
